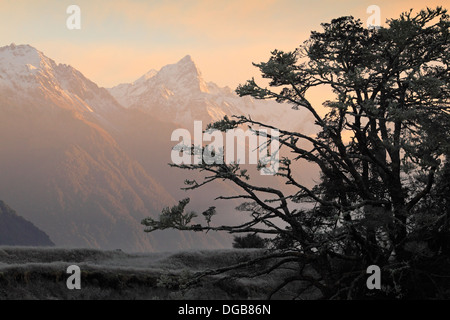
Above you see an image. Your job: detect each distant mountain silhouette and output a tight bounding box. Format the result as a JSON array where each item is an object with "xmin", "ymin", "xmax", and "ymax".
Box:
[{"xmin": 0, "ymin": 200, "xmax": 54, "ymax": 246}]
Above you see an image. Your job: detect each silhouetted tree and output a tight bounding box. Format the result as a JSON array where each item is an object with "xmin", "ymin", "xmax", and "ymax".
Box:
[{"xmin": 143, "ymin": 7, "xmax": 450, "ymax": 299}]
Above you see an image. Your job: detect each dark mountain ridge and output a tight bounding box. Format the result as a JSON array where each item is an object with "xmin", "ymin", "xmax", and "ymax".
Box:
[{"xmin": 0, "ymin": 200, "xmax": 54, "ymax": 246}]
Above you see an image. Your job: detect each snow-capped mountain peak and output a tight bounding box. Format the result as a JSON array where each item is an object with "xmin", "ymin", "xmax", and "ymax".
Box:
[
  {"xmin": 0, "ymin": 43, "xmax": 49, "ymax": 67},
  {"xmin": 152, "ymin": 54, "xmax": 209, "ymax": 94},
  {"xmin": 170, "ymin": 54, "xmax": 200, "ymax": 75},
  {"xmin": 109, "ymin": 54, "xmax": 210, "ymax": 110},
  {"xmin": 108, "ymin": 55, "xmax": 315, "ymax": 132},
  {"xmin": 0, "ymin": 43, "xmax": 121, "ymax": 115},
  {"xmin": 0, "ymin": 44, "xmax": 57, "ymax": 85}
]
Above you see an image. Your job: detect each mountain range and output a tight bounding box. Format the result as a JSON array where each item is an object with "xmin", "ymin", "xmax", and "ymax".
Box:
[
  {"xmin": 109, "ymin": 54, "xmax": 314, "ymax": 130},
  {"xmin": 0, "ymin": 43, "xmax": 317, "ymax": 252}
]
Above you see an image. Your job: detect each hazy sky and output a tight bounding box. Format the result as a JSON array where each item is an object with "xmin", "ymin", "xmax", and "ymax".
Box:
[{"xmin": 0, "ymin": 0, "xmax": 446, "ymax": 88}]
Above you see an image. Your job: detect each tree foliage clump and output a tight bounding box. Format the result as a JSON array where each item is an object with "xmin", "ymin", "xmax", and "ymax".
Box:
[
  {"xmin": 232, "ymin": 234, "xmax": 268, "ymax": 249},
  {"xmin": 143, "ymin": 7, "xmax": 450, "ymax": 299}
]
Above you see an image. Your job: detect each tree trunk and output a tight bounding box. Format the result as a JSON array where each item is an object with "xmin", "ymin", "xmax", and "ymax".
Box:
[{"xmin": 392, "ymin": 203, "xmax": 408, "ymax": 260}]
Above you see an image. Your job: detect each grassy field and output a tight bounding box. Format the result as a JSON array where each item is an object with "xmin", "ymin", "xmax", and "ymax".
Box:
[{"xmin": 0, "ymin": 246, "xmax": 320, "ymax": 300}]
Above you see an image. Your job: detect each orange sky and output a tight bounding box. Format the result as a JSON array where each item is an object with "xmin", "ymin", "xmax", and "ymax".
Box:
[{"xmin": 0, "ymin": 0, "xmax": 447, "ymax": 89}]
